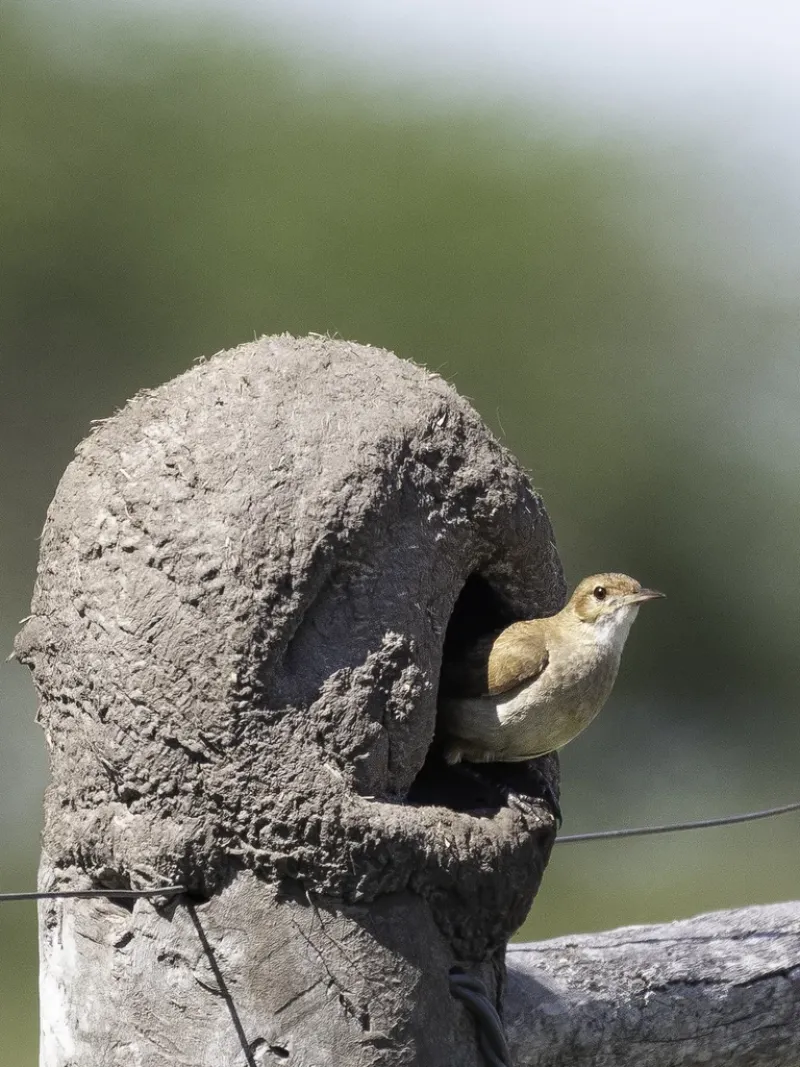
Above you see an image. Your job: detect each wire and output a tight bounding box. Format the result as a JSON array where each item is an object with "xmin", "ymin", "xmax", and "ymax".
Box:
[
  {"xmin": 555, "ymin": 799, "xmax": 800, "ymax": 844},
  {"xmin": 0, "ymin": 886, "xmax": 185, "ymax": 903},
  {"xmin": 1, "ymin": 801, "xmax": 799, "ymax": 900},
  {"xmin": 449, "ymin": 970, "xmax": 512, "ymax": 1067}
]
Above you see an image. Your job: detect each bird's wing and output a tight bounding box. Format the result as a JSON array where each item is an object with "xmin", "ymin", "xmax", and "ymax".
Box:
[{"xmin": 440, "ymin": 621, "xmax": 550, "ymax": 698}]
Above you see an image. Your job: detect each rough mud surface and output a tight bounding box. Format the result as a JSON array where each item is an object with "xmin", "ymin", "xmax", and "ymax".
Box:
[{"xmin": 18, "ymin": 334, "xmax": 564, "ymax": 958}]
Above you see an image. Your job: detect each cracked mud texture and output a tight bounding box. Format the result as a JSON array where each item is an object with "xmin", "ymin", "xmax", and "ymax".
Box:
[{"xmin": 17, "ymin": 334, "xmax": 564, "ymax": 958}]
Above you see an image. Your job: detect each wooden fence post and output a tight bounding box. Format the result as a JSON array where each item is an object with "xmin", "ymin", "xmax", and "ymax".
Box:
[
  {"xmin": 16, "ymin": 335, "xmax": 563, "ymax": 1066},
  {"xmin": 506, "ymin": 901, "xmax": 800, "ymax": 1066}
]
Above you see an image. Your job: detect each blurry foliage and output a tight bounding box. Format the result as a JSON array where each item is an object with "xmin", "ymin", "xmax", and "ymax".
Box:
[{"xmin": 1, "ymin": 4, "xmax": 799, "ymax": 1063}]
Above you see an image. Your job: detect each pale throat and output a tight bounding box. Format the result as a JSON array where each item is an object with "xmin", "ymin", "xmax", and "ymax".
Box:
[{"xmin": 587, "ymin": 604, "xmax": 639, "ymax": 657}]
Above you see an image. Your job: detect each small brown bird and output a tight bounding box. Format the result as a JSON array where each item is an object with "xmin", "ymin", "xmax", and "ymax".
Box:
[{"xmin": 439, "ymin": 573, "xmax": 664, "ymax": 765}]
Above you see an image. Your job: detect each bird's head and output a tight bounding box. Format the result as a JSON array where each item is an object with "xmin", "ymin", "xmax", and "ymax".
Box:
[{"xmin": 568, "ymin": 572, "xmax": 664, "ymax": 632}]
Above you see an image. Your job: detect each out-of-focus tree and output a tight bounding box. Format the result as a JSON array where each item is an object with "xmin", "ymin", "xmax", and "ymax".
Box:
[{"xmin": 2, "ymin": 6, "xmax": 798, "ymax": 1064}]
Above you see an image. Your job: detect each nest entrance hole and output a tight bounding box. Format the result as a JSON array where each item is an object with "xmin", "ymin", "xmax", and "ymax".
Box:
[
  {"xmin": 408, "ymin": 573, "xmax": 524, "ymax": 812},
  {"xmin": 439, "ymin": 572, "xmax": 519, "ymax": 665}
]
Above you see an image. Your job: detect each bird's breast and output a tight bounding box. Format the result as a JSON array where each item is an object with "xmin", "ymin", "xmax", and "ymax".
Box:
[{"xmin": 494, "ymin": 646, "xmax": 622, "ymax": 755}]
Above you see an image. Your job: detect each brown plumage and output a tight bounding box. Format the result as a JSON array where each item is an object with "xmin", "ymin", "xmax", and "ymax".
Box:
[
  {"xmin": 439, "ymin": 623, "xmax": 550, "ymax": 699},
  {"xmin": 438, "ymin": 573, "xmax": 664, "ymax": 765}
]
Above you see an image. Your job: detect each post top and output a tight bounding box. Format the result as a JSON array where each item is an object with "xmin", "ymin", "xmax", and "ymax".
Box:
[{"xmin": 17, "ymin": 334, "xmax": 563, "ymax": 956}]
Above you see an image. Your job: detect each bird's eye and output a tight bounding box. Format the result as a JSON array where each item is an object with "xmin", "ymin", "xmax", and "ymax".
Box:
[{"xmin": 593, "ymin": 586, "xmax": 607, "ymax": 600}]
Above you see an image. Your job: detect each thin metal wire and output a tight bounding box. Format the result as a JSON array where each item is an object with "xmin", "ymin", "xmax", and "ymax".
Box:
[
  {"xmin": 0, "ymin": 801, "xmax": 798, "ymax": 900},
  {"xmin": 555, "ymin": 799, "xmax": 800, "ymax": 844},
  {"xmin": 449, "ymin": 970, "xmax": 512, "ymax": 1067},
  {"xmin": 0, "ymin": 886, "xmax": 185, "ymax": 903},
  {"xmin": 186, "ymin": 901, "xmax": 257, "ymax": 1067}
]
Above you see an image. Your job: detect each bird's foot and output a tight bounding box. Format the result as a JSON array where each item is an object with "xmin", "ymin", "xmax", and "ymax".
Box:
[
  {"xmin": 448, "ymin": 760, "xmax": 562, "ymax": 827},
  {"xmin": 517, "ymin": 767, "xmax": 562, "ymax": 828},
  {"xmin": 499, "ymin": 778, "xmax": 561, "ymax": 828}
]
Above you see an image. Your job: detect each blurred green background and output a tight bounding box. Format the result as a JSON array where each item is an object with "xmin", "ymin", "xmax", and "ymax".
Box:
[{"xmin": 2, "ymin": 3, "xmax": 799, "ymax": 1060}]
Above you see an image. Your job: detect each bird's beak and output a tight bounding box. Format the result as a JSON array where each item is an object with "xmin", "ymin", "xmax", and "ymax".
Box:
[{"xmin": 630, "ymin": 588, "xmax": 665, "ymax": 604}]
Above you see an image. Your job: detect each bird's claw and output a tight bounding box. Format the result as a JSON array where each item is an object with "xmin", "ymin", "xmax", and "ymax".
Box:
[
  {"xmin": 450, "ymin": 760, "xmax": 562, "ymax": 827},
  {"xmin": 521, "ymin": 760, "xmax": 562, "ymax": 828},
  {"xmin": 504, "ymin": 781, "xmax": 561, "ymax": 828}
]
